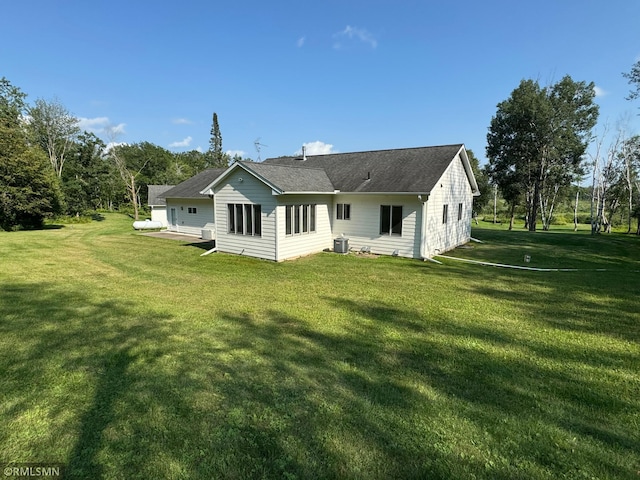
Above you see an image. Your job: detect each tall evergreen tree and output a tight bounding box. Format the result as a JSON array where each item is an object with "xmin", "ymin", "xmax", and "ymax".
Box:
[{"xmin": 208, "ymin": 112, "xmax": 228, "ymax": 168}]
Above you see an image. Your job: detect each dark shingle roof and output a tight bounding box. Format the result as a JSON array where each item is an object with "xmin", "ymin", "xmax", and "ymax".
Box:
[
  {"xmin": 147, "ymin": 185, "xmax": 174, "ymax": 206},
  {"xmin": 239, "ymin": 162, "xmax": 335, "ymax": 192},
  {"xmin": 161, "ymin": 168, "xmax": 226, "ymax": 199},
  {"xmin": 263, "ymin": 144, "xmax": 465, "ymax": 193}
]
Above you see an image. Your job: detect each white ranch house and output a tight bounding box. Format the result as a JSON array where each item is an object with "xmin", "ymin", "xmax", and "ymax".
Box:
[{"xmin": 175, "ymin": 143, "xmax": 479, "ymax": 261}]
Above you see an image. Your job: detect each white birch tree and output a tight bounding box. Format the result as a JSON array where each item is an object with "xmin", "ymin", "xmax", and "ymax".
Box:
[{"xmin": 28, "ymin": 98, "xmax": 80, "ymax": 178}]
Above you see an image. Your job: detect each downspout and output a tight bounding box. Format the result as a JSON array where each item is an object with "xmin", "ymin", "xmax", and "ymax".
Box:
[
  {"xmin": 418, "ymin": 195, "xmax": 429, "ymax": 260},
  {"xmin": 274, "ymin": 203, "xmax": 280, "ymax": 261},
  {"xmin": 418, "ymin": 194, "xmax": 442, "ymax": 264}
]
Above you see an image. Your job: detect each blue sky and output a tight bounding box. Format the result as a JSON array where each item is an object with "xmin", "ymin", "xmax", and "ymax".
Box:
[{"xmin": 2, "ymin": 0, "xmax": 639, "ymax": 164}]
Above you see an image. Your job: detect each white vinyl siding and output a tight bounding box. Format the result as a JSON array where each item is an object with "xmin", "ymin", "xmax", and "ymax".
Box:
[
  {"xmin": 276, "ymin": 195, "xmax": 332, "ymax": 261},
  {"xmin": 150, "ymin": 206, "xmax": 168, "ymax": 226},
  {"xmin": 164, "ymin": 198, "xmax": 214, "ymax": 236},
  {"xmin": 214, "ymin": 169, "xmax": 277, "ymax": 260},
  {"xmin": 423, "ymin": 153, "xmax": 473, "ymax": 257},
  {"xmin": 331, "ymin": 194, "xmax": 421, "ymax": 258}
]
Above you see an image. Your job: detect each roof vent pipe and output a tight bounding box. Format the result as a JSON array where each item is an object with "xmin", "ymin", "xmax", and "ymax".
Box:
[{"xmin": 302, "ymin": 145, "xmax": 306, "ymax": 161}]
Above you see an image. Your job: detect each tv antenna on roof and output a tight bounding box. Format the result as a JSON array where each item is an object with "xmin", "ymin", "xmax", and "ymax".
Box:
[{"xmin": 254, "ymin": 138, "xmax": 268, "ymax": 162}]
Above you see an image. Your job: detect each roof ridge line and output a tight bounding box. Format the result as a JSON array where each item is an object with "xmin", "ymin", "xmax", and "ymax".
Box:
[
  {"xmin": 242, "ymin": 160, "xmax": 328, "ymax": 172},
  {"xmin": 263, "ymin": 143, "xmax": 464, "ymax": 162}
]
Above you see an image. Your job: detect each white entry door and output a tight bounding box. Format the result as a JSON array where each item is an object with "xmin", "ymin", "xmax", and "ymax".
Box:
[{"xmin": 170, "ymin": 208, "xmax": 177, "ymax": 230}]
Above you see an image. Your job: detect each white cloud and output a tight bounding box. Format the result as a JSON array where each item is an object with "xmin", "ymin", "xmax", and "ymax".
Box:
[
  {"xmin": 78, "ymin": 116, "xmax": 110, "ymax": 131},
  {"xmin": 168, "ymin": 136, "xmax": 193, "ymax": 148},
  {"xmin": 79, "ymin": 117, "xmax": 126, "ymax": 137},
  {"xmin": 333, "ymin": 25, "xmax": 377, "ymax": 49},
  {"xmin": 297, "ymin": 36, "xmax": 305, "ymax": 48},
  {"xmin": 195, "ymin": 146, "xmax": 203, "ymax": 153},
  {"xmin": 226, "ymin": 149, "xmax": 247, "ymax": 158},
  {"xmin": 172, "ymin": 118, "xmax": 193, "ymax": 125},
  {"xmin": 295, "ymin": 141, "xmax": 336, "ymax": 156},
  {"xmin": 594, "ymin": 86, "xmax": 608, "ymax": 97}
]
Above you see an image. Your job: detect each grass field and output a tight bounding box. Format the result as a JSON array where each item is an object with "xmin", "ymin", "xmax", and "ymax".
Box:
[{"xmin": 1, "ymin": 214, "xmax": 639, "ymax": 479}]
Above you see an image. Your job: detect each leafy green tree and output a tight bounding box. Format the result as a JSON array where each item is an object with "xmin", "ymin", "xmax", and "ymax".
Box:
[
  {"xmin": 487, "ymin": 76, "xmax": 598, "ymax": 231},
  {"xmin": 173, "ymin": 150, "xmax": 209, "ymax": 179},
  {"xmin": 62, "ymin": 132, "xmax": 115, "ymax": 214},
  {"xmin": 28, "ymin": 97, "xmax": 80, "ymax": 178},
  {"xmin": 620, "ymin": 135, "xmax": 640, "ymax": 233},
  {"xmin": 623, "ymin": 60, "xmax": 640, "ymax": 104},
  {"xmin": 0, "ymin": 78, "xmax": 63, "ymax": 230},
  {"xmin": 109, "ymin": 142, "xmax": 193, "ymax": 217},
  {"xmin": 466, "ymin": 149, "xmax": 490, "ymax": 215}
]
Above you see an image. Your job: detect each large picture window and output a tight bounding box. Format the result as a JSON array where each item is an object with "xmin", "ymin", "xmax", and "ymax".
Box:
[
  {"xmin": 380, "ymin": 205, "xmax": 402, "ymax": 235},
  {"xmin": 286, "ymin": 204, "xmax": 317, "ymax": 236},
  {"xmin": 228, "ymin": 203, "xmax": 261, "ymax": 236}
]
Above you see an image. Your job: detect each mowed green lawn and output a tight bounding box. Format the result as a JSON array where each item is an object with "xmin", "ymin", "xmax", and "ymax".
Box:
[{"xmin": 1, "ymin": 214, "xmax": 638, "ymax": 479}]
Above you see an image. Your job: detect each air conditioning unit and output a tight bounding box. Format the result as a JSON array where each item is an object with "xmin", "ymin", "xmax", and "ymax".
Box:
[
  {"xmin": 201, "ymin": 223, "xmax": 215, "ymax": 240},
  {"xmin": 334, "ymin": 237, "xmax": 349, "ymax": 254}
]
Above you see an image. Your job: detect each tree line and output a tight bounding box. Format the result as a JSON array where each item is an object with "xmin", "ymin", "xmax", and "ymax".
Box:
[
  {"xmin": 3, "ymin": 61, "xmax": 640, "ymax": 232},
  {"xmin": 1, "ymin": 77, "xmax": 239, "ymax": 230},
  {"xmin": 484, "ymin": 63, "xmax": 640, "ymax": 234}
]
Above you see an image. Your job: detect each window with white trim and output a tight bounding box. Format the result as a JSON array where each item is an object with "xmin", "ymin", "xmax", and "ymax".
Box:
[
  {"xmin": 286, "ymin": 204, "xmax": 316, "ymax": 235},
  {"xmin": 380, "ymin": 205, "xmax": 402, "ymax": 235},
  {"xmin": 188, "ymin": 207, "xmax": 197, "ymax": 214},
  {"xmin": 336, "ymin": 203, "xmax": 351, "ymax": 220},
  {"xmin": 443, "ymin": 204, "xmax": 448, "ymax": 224},
  {"xmin": 457, "ymin": 202, "xmax": 463, "ymax": 221},
  {"xmin": 228, "ymin": 203, "xmax": 261, "ymax": 236}
]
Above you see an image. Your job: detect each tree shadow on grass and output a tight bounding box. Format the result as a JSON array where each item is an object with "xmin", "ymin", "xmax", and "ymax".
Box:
[
  {"xmin": 408, "ymin": 254, "xmax": 640, "ymax": 345},
  {"xmin": 0, "ymin": 283, "xmax": 177, "ymax": 478},
  {"xmin": 1, "ymin": 281, "xmax": 637, "ymax": 479},
  {"xmin": 319, "ymin": 297, "xmax": 639, "ymax": 479},
  {"xmin": 207, "ymin": 298, "xmax": 637, "ymax": 479}
]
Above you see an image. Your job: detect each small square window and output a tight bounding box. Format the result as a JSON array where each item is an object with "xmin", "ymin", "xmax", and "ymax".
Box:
[{"xmin": 336, "ymin": 203, "xmax": 351, "ymax": 220}]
